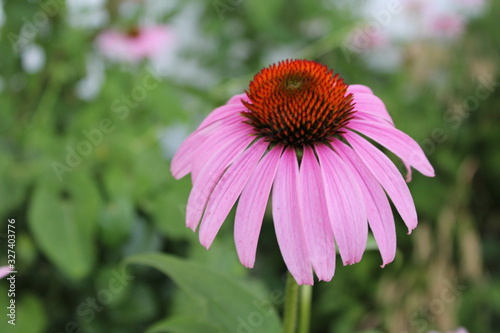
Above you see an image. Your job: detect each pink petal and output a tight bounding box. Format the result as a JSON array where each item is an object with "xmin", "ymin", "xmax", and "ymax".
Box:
[
  {"xmin": 333, "ymin": 141, "xmax": 396, "ymax": 266},
  {"xmin": 315, "ymin": 144, "xmax": 367, "ymax": 265},
  {"xmin": 185, "ymin": 133, "xmax": 254, "ymax": 230},
  {"xmin": 348, "ymin": 118, "xmax": 435, "ymax": 177},
  {"xmin": 190, "ymin": 124, "xmax": 253, "ymax": 182},
  {"xmin": 344, "ymin": 132, "xmax": 418, "ymax": 232},
  {"xmin": 227, "ymin": 93, "xmax": 249, "ymax": 105},
  {"xmin": 351, "ymin": 92, "xmax": 394, "ymax": 126},
  {"xmin": 0, "ymin": 266, "xmax": 11, "ymax": 279},
  {"xmin": 199, "ymin": 140, "xmax": 269, "ymax": 248},
  {"xmin": 137, "ymin": 26, "xmax": 172, "ymax": 59},
  {"xmin": 198, "ymin": 104, "xmax": 244, "ymax": 131},
  {"xmin": 272, "ymin": 147, "xmax": 313, "ymax": 285},
  {"xmin": 347, "ymin": 84, "xmax": 373, "ymax": 95},
  {"xmin": 300, "ymin": 146, "xmax": 336, "ymax": 281},
  {"xmin": 171, "ymin": 117, "xmax": 248, "ymax": 179},
  {"xmin": 234, "ymin": 145, "xmax": 283, "ymax": 268}
]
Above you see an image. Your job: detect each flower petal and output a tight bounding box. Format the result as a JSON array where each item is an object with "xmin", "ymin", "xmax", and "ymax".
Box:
[
  {"xmin": 234, "ymin": 145, "xmax": 283, "ymax": 268},
  {"xmin": 198, "ymin": 103, "xmax": 245, "ymax": 130},
  {"xmin": 0, "ymin": 266, "xmax": 11, "ymax": 279},
  {"xmin": 300, "ymin": 146, "xmax": 336, "ymax": 281},
  {"xmin": 190, "ymin": 123, "xmax": 253, "ymax": 182},
  {"xmin": 351, "ymin": 92, "xmax": 394, "ymax": 125},
  {"xmin": 272, "ymin": 147, "xmax": 313, "ymax": 285},
  {"xmin": 315, "ymin": 143, "xmax": 367, "ymax": 265},
  {"xmin": 333, "ymin": 140, "xmax": 396, "ymax": 266},
  {"xmin": 344, "ymin": 131, "xmax": 418, "ymax": 232},
  {"xmin": 199, "ymin": 140, "xmax": 269, "ymax": 248},
  {"xmin": 171, "ymin": 117, "xmax": 248, "ymax": 179},
  {"xmin": 348, "ymin": 118, "xmax": 435, "ymax": 177},
  {"xmin": 186, "ymin": 133, "xmax": 254, "ymax": 230},
  {"xmin": 347, "ymin": 84, "xmax": 373, "ymax": 95},
  {"xmin": 227, "ymin": 93, "xmax": 249, "ymax": 105}
]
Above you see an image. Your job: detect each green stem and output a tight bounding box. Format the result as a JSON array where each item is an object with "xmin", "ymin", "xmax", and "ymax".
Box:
[
  {"xmin": 298, "ymin": 284, "xmax": 312, "ymax": 333},
  {"xmin": 283, "ymin": 273, "xmax": 300, "ymax": 333}
]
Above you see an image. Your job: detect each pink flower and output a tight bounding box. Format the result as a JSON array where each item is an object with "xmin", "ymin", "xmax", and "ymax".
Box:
[
  {"xmin": 0, "ymin": 266, "xmax": 11, "ymax": 279},
  {"xmin": 429, "ymin": 13, "xmax": 465, "ymax": 39},
  {"xmin": 346, "ymin": 27, "xmax": 389, "ymax": 54},
  {"xmin": 96, "ymin": 25, "xmax": 172, "ymax": 63},
  {"xmin": 171, "ymin": 60, "xmax": 434, "ymax": 285}
]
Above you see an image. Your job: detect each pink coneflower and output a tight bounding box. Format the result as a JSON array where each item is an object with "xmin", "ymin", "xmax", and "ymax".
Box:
[
  {"xmin": 96, "ymin": 25, "xmax": 172, "ymax": 63},
  {"xmin": 429, "ymin": 13, "xmax": 465, "ymax": 39},
  {"xmin": 171, "ymin": 59, "xmax": 434, "ymax": 285},
  {"xmin": 0, "ymin": 266, "xmax": 11, "ymax": 279}
]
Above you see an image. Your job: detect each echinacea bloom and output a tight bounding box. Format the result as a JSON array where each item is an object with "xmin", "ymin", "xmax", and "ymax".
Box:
[
  {"xmin": 171, "ymin": 59, "xmax": 434, "ymax": 285},
  {"xmin": 96, "ymin": 25, "xmax": 172, "ymax": 63},
  {"xmin": 0, "ymin": 266, "xmax": 11, "ymax": 279}
]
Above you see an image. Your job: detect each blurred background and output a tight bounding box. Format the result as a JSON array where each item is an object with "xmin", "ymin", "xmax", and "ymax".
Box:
[{"xmin": 0, "ymin": 0, "xmax": 499, "ymax": 332}]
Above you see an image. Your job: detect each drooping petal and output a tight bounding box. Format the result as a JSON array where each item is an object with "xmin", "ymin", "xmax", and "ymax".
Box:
[
  {"xmin": 199, "ymin": 140, "xmax": 269, "ymax": 248},
  {"xmin": 315, "ymin": 143, "xmax": 367, "ymax": 266},
  {"xmin": 171, "ymin": 118, "xmax": 249, "ymax": 179},
  {"xmin": 272, "ymin": 147, "xmax": 313, "ymax": 285},
  {"xmin": 347, "ymin": 118, "xmax": 435, "ymax": 177},
  {"xmin": 344, "ymin": 131, "xmax": 418, "ymax": 232},
  {"xmin": 190, "ymin": 123, "xmax": 253, "ymax": 181},
  {"xmin": 234, "ymin": 145, "xmax": 283, "ymax": 268},
  {"xmin": 300, "ymin": 146, "xmax": 336, "ymax": 281},
  {"xmin": 347, "ymin": 84, "xmax": 373, "ymax": 95},
  {"xmin": 333, "ymin": 140, "xmax": 396, "ymax": 266},
  {"xmin": 186, "ymin": 133, "xmax": 255, "ymax": 230},
  {"xmin": 351, "ymin": 92, "xmax": 394, "ymax": 126}
]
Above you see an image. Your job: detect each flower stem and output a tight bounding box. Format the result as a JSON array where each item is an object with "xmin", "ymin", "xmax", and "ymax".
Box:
[
  {"xmin": 283, "ymin": 273, "xmax": 299, "ymax": 333},
  {"xmin": 283, "ymin": 273, "xmax": 300, "ymax": 333},
  {"xmin": 298, "ymin": 284, "xmax": 312, "ymax": 333}
]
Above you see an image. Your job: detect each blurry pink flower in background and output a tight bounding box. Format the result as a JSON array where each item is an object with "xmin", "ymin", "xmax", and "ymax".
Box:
[
  {"xmin": 0, "ymin": 266, "xmax": 11, "ymax": 279},
  {"xmin": 96, "ymin": 25, "xmax": 172, "ymax": 63},
  {"xmin": 403, "ymin": 0, "xmax": 429, "ymax": 14},
  {"xmin": 429, "ymin": 13, "xmax": 465, "ymax": 39},
  {"xmin": 171, "ymin": 59, "xmax": 434, "ymax": 285},
  {"xmin": 346, "ymin": 27, "xmax": 389, "ymax": 54}
]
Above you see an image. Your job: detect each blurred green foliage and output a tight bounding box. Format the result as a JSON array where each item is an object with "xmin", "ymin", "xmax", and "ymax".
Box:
[{"xmin": 0, "ymin": 0, "xmax": 499, "ymax": 332}]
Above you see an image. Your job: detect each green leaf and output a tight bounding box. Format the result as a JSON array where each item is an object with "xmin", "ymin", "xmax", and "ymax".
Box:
[
  {"xmin": 127, "ymin": 253, "xmax": 282, "ymax": 333},
  {"xmin": 99, "ymin": 198, "xmax": 135, "ymax": 248},
  {"xmin": 143, "ymin": 177, "xmax": 192, "ymax": 240},
  {"xmin": 27, "ymin": 172, "xmax": 100, "ymax": 280},
  {"xmin": 109, "ymin": 283, "xmax": 158, "ymax": 324},
  {"xmin": 146, "ymin": 316, "xmax": 220, "ymax": 333}
]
